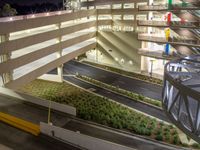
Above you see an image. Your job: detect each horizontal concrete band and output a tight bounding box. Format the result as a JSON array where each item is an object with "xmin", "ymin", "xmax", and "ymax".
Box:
[
  {"xmin": 40, "ymin": 122, "xmax": 135, "ymax": 150},
  {"xmin": 0, "ymin": 87, "xmax": 76, "ymax": 116},
  {"xmin": 0, "ymin": 9, "xmax": 97, "ymax": 34},
  {"xmin": 97, "ymin": 8, "xmax": 147, "ymax": 15},
  {"xmin": 5, "ymin": 43, "xmax": 96, "ymax": 89},
  {"xmin": 0, "ymin": 112, "xmax": 40, "ymax": 136},
  {"xmin": 98, "ymin": 20, "xmax": 137, "ymax": 26},
  {"xmin": 0, "ymin": 32, "xmax": 96, "ymax": 74},
  {"xmin": 138, "ymin": 35, "xmax": 200, "ymax": 47},
  {"xmin": 0, "ymin": 21, "xmax": 96, "ymax": 54},
  {"xmin": 81, "ymin": 0, "xmax": 148, "ymax": 7}
]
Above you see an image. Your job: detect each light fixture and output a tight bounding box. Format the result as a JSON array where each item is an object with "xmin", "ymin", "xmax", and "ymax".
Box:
[{"xmin": 129, "ymin": 60, "xmax": 133, "ymax": 65}]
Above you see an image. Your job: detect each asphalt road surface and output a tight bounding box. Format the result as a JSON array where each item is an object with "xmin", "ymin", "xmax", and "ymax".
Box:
[
  {"xmin": 0, "ymin": 94, "xmax": 69, "ymax": 126},
  {"xmin": 64, "ymin": 76, "xmax": 169, "ymax": 122},
  {"xmin": 0, "ymin": 122, "xmax": 81, "ymax": 150},
  {"xmin": 64, "ymin": 119, "xmax": 186, "ymax": 150},
  {"xmin": 63, "ymin": 61, "xmax": 163, "ymax": 100}
]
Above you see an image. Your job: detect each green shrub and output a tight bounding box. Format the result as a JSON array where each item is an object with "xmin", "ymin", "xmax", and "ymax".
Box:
[
  {"xmin": 155, "ymin": 134, "xmax": 163, "ymax": 141},
  {"xmin": 164, "ymin": 132, "xmax": 170, "ymax": 142},
  {"xmin": 173, "ymin": 135, "xmax": 180, "ymax": 144},
  {"xmin": 77, "ymin": 75, "xmax": 162, "ymax": 108}
]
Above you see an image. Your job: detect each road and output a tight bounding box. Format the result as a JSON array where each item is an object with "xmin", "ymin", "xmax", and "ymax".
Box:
[
  {"xmin": 0, "ymin": 94, "xmax": 69, "ymax": 126},
  {"xmin": 64, "ymin": 119, "xmax": 186, "ymax": 150},
  {"xmin": 63, "ymin": 76, "xmax": 169, "ymax": 122},
  {"xmin": 0, "ymin": 122, "xmax": 80, "ymax": 150},
  {"xmin": 63, "ymin": 60, "xmax": 162, "ymax": 100}
]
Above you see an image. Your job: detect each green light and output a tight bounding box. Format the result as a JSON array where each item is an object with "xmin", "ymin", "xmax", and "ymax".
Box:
[{"xmin": 168, "ymin": 0, "xmax": 173, "ymax": 9}]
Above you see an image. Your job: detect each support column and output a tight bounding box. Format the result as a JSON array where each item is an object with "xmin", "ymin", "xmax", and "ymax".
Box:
[
  {"xmin": 121, "ymin": 3, "xmax": 124, "ymax": 31},
  {"xmin": 0, "ymin": 34, "xmax": 13, "ymax": 85},
  {"xmin": 111, "ymin": 4, "xmax": 114, "ymax": 30},
  {"xmin": 95, "ymin": 5, "xmax": 99, "ymax": 63},
  {"xmin": 134, "ymin": 14, "xmax": 137, "ymax": 32},
  {"xmin": 56, "ymin": 23, "xmax": 63, "ymax": 82},
  {"xmin": 140, "ymin": 41, "xmax": 148, "ymax": 73}
]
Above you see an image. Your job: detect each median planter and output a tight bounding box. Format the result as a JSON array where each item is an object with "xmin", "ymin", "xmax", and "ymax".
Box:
[
  {"xmin": 76, "ymin": 75, "xmax": 162, "ymax": 108},
  {"xmin": 20, "ymin": 79, "xmax": 198, "ymax": 148}
]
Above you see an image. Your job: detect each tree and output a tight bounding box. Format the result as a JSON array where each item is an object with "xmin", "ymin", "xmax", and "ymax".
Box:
[{"xmin": 0, "ymin": 4, "xmax": 17, "ymax": 17}]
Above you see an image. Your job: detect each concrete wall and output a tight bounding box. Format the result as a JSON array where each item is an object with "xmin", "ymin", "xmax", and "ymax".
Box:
[
  {"xmin": 0, "ymin": 87, "xmax": 76, "ymax": 116},
  {"xmin": 40, "ymin": 122, "xmax": 135, "ymax": 150},
  {"xmin": 87, "ymin": 31, "xmax": 141, "ymax": 72}
]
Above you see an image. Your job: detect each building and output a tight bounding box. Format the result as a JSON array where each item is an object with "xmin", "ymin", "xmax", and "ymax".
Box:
[{"xmin": 0, "ymin": 0, "xmax": 200, "ymax": 143}]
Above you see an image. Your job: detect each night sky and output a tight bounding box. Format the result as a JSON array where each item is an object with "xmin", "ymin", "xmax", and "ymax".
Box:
[{"xmin": 0, "ymin": 0, "xmax": 62, "ymax": 6}]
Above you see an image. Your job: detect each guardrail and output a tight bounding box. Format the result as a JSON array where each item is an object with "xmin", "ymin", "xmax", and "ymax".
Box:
[
  {"xmin": 40, "ymin": 122, "xmax": 135, "ymax": 150},
  {"xmin": 0, "ymin": 112, "xmax": 40, "ymax": 136},
  {"xmin": 163, "ymin": 56, "xmax": 200, "ymax": 143},
  {"xmin": 0, "ymin": 10, "xmax": 72, "ymax": 22},
  {"xmin": 0, "ymin": 87, "xmax": 76, "ymax": 116}
]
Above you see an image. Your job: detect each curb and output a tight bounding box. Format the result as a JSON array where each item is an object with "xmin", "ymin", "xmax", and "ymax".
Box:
[
  {"xmin": 75, "ymin": 75, "xmax": 162, "ymax": 110},
  {"xmin": 79, "ymin": 60, "xmax": 163, "ymax": 87},
  {"xmin": 63, "ymin": 77, "xmax": 170, "ymax": 124},
  {"xmin": 69, "ymin": 118, "xmax": 190, "ymax": 150}
]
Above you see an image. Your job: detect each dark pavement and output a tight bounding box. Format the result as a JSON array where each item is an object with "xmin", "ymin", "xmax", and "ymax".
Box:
[
  {"xmin": 63, "ymin": 76, "xmax": 169, "ymax": 122},
  {"xmin": 0, "ymin": 94, "xmax": 69, "ymax": 125},
  {"xmin": 0, "ymin": 122, "xmax": 80, "ymax": 150},
  {"xmin": 0, "ymin": 94, "xmax": 80, "ymax": 150},
  {"xmin": 63, "ymin": 60, "xmax": 163, "ymax": 100}
]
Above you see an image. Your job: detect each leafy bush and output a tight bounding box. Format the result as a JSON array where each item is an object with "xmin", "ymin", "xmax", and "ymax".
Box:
[
  {"xmin": 155, "ymin": 134, "xmax": 163, "ymax": 141},
  {"xmin": 173, "ymin": 135, "xmax": 180, "ymax": 145}
]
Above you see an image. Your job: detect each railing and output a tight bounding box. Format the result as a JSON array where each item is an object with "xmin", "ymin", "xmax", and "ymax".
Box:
[
  {"xmin": 137, "ymin": 20, "xmax": 167, "ymax": 26},
  {"xmin": 138, "ymin": 34, "xmax": 199, "ymax": 46},
  {"xmin": 163, "ymin": 56, "xmax": 200, "ymax": 143},
  {"xmin": 139, "ymin": 3, "xmax": 199, "ymax": 11},
  {"xmin": 169, "ymin": 37, "xmax": 198, "ymax": 45},
  {"xmin": 138, "ymin": 20, "xmax": 200, "ymax": 28},
  {"xmin": 0, "ymin": 10, "xmax": 72, "ymax": 22},
  {"xmin": 138, "ymin": 34, "xmax": 166, "ymax": 42},
  {"xmin": 170, "ymin": 21, "xmax": 200, "ymax": 28},
  {"xmin": 138, "ymin": 5, "xmax": 167, "ymax": 11}
]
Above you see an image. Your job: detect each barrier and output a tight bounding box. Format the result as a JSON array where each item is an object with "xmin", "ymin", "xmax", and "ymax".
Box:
[
  {"xmin": 0, "ymin": 87, "xmax": 76, "ymax": 116},
  {"xmin": 40, "ymin": 122, "xmax": 135, "ymax": 150},
  {"xmin": 0, "ymin": 112, "xmax": 40, "ymax": 136}
]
